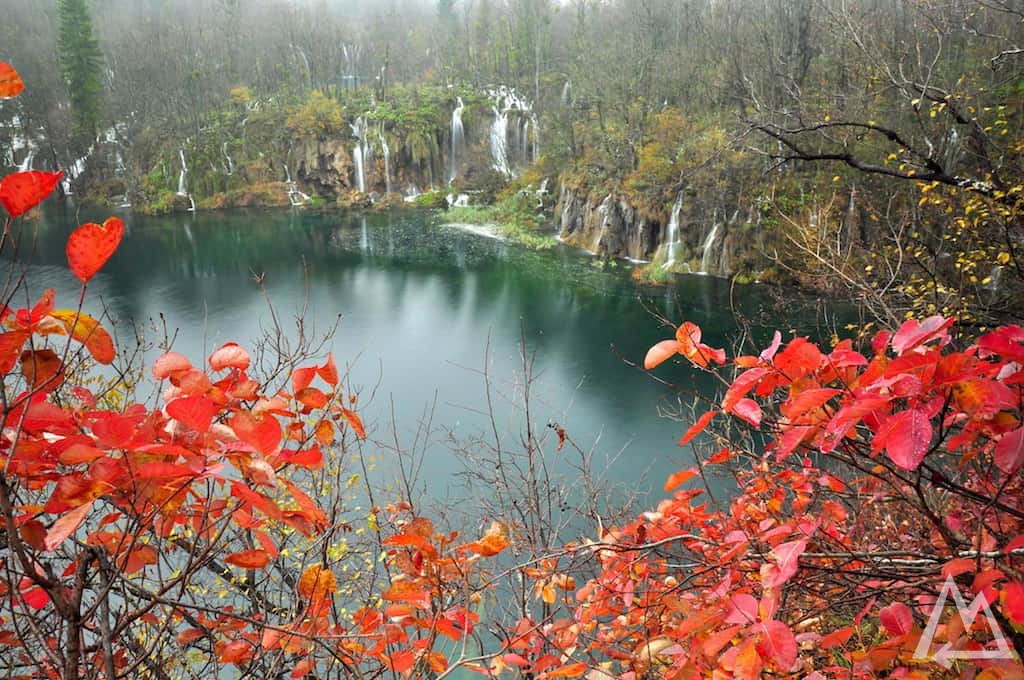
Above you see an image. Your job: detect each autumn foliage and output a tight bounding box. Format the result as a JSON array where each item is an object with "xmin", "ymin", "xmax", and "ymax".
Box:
[{"xmin": 2, "ymin": 60, "xmax": 1023, "ymax": 679}]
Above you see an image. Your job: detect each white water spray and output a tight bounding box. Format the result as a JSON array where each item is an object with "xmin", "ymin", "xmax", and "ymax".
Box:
[{"xmin": 663, "ymin": 193, "xmax": 683, "ymax": 268}]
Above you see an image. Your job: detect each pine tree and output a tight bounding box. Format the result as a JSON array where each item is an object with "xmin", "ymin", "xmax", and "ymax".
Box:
[{"xmin": 57, "ymin": 0, "xmax": 104, "ymax": 145}]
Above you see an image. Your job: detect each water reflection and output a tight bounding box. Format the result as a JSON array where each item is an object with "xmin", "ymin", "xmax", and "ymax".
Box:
[{"xmin": 8, "ymin": 205, "xmax": 837, "ymax": 512}]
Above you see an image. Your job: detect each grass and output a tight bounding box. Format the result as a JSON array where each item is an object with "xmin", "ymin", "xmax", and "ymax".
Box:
[{"xmin": 444, "ymin": 192, "xmax": 556, "ymax": 250}]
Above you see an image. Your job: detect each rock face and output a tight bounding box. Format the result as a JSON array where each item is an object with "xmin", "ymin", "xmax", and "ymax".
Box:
[
  {"xmin": 556, "ymin": 187, "xmax": 660, "ymax": 261},
  {"xmin": 555, "ymin": 184, "xmax": 759, "ymax": 277},
  {"xmin": 294, "ymin": 138, "xmax": 354, "ymax": 200}
]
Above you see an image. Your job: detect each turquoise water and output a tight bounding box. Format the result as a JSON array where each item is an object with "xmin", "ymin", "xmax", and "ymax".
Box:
[{"xmin": 8, "ymin": 204, "xmax": 835, "ymax": 519}]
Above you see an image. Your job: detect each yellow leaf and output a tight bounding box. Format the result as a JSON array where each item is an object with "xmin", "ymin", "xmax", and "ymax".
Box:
[{"xmin": 49, "ymin": 310, "xmax": 116, "ymax": 364}]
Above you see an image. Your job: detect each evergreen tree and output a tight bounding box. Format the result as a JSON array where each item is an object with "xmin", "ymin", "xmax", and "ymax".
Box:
[{"xmin": 57, "ymin": 0, "xmax": 104, "ymax": 145}]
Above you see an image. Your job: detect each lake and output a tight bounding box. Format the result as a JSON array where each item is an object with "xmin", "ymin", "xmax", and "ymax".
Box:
[{"xmin": 8, "ymin": 203, "xmax": 832, "ymax": 525}]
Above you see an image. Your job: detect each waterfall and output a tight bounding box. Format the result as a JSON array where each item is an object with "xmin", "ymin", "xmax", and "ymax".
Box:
[
  {"xmin": 663, "ymin": 193, "xmax": 683, "ymax": 268},
  {"xmin": 222, "ymin": 142, "xmax": 234, "ymax": 175},
  {"xmin": 177, "ymin": 149, "xmax": 188, "ymax": 196},
  {"xmin": 490, "ymin": 106, "xmax": 510, "ymax": 176},
  {"xmin": 379, "ymin": 126, "xmax": 392, "ymax": 195},
  {"xmin": 488, "ymin": 86, "xmax": 532, "ymax": 177},
  {"xmin": 351, "ymin": 117, "xmax": 366, "ymax": 193},
  {"xmin": 18, "ymin": 150, "xmax": 34, "ymax": 172},
  {"xmin": 449, "ymin": 96, "xmax": 465, "ymax": 182},
  {"xmin": 530, "ymin": 113, "xmax": 539, "ymax": 163},
  {"xmin": 283, "ymin": 163, "xmax": 309, "ymax": 206},
  {"xmin": 561, "ymin": 80, "xmax": 572, "ymax": 106},
  {"xmin": 699, "ymin": 221, "xmax": 721, "ymax": 274}
]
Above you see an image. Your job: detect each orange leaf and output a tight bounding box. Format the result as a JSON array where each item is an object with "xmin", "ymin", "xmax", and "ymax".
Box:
[
  {"xmin": 297, "ymin": 563, "xmax": 337, "ymax": 601},
  {"xmin": 296, "ymin": 386, "xmax": 328, "ymax": 409},
  {"xmin": 0, "ymin": 170, "xmax": 62, "ymax": 218},
  {"xmin": 20, "ymin": 349, "xmax": 63, "ymax": 391},
  {"xmin": 338, "ymin": 407, "xmax": 366, "ymax": 439},
  {"xmin": 664, "ymin": 468, "xmax": 697, "ymax": 492},
  {"xmin": 152, "ymin": 352, "xmax": 192, "ymax": 379},
  {"xmin": 225, "ymin": 549, "xmax": 272, "ymax": 569},
  {"xmin": 0, "ymin": 62, "xmax": 25, "ymax": 98},
  {"xmin": 314, "ymin": 420, "xmax": 335, "ymax": 445},
  {"xmin": 676, "ymin": 321, "xmax": 726, "ymax": 368},
  {"xmin": 644, "ymin": 339, "xmax": 680, "ymax": 370},
  {"xmin": 44, "ymin": 500, "xmax": 95, "ymax": 551},
  {"xmin": 217, "ymin": 639, "xmax": 253, "ymax": 665},
  {"xmin": 818, "ymin": 626, "xmax": 854, "ymax": 649},
  {"xmin": 177, "ymin": 628, "xmax": 206, "ymax": 645},
  {"xmin": 318, "ymin": 353, "xmax": 339, "ymax": 386},
  {"xmin": 65, "ymin": 217, "xmax": 124, "ymax": 283},
  {"xmin": 468, "ymin": 532, "xmax": 511, "ymax": 557},
  {"xmin": 382, "ymin": 580, "xmax": 432, "ymax": 609},
  {"xmin": 48, "ymin": 310, "xmax": 116, "ymax": 364},
  {"xmin": 541, "ymin": 662, "xmax": 588, "ymax": 678}
]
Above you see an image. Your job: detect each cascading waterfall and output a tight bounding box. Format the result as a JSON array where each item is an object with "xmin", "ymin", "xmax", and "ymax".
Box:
[
  {"xmin": 699, "ymin": 220, "xmax": 721, "ymax": 274},
  {"xmin": 379, "ymin": 126, "xmax": 392, "ymax": 195},
  {"xmin": 490, "ymin": 106, "xmax": 510, "ymax": 176},
  {"xmin": 488, "ymin": 86, "xmax": 532, "ymax": 177},
  {"xmin": 222, "ymin": 142, "xmax": 234, "ymax": 175},
  {"xmin": 177, "ymin": 149, "xmax": 188, "ymax": 196},
  {"xmin": 449, "ymin": 96, "xmax": 465, "ymax": 182},
  {"xmin": 283, "ymin": 163, "xmax": 309, "ymax": 206},
  {"xmin": 663, "ymin": 193, "xmax": 683, "ymax": 268}
]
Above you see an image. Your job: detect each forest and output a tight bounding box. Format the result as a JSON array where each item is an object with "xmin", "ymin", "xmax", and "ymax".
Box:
[{"xmin": 1, "ymin": 0, "xmax": 1024, "ymax": 678}]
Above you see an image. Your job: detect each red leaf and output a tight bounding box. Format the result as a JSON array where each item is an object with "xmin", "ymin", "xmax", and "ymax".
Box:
[
  {"xmin": 762, "ymin": 539, "xmax": 806, "ymax": 588},
  {"xmin": 230, "ymin": 411, "xmax": 282, "ymax": 454},
  {"xmin": 879, "ymin": 602, "xmax": 913, "ymax": 636},
  {"xmin": 386, "ymin": 650, "xmax": 416, "ymax": 674},
  {"xmin": 730, "ymin": 398, "xmax": 763, "ymax": 427},
  {"xmin": 676, "ymin": 321, "xmax": 726, "ymax": 367},
  {"xmin": 0, "ymin": 330, "xmax": 30, "ymax": 373},
  {"xmin": 644, "ymin": 339, "xmax": 680, "ymax": 370},
  {"xmin": 995, "ymin": 427, "xmax": 1024, "ymax": 475},
  {"xmin": 664, "ymin": 468, "xmax": 697, "ymax": 492},
  {"xmin": 65, "ymin": 217, "xmax": 125, "ymax": 283},
  {"xmin": 44, "ymin": 500, "xmax": 95, "ymax": 551},
  {"xmin": 754, "ymin": 620, "xmax": 798, "ymax": 671},
  {"xmin": 167, "ymin": 395, "xmax": 219, "ymax": 433},
  {"xmin": 680, "ymin": 410, "xmax": 717, "ymax": 446},
  {"xmin": 1002, "ymin": 581, "xmax": 1024, "ymax": 626},
  {"xmin": 0, "ymin": 62, "xmax": 25, "ymax": 98},
  {"xmin": 0, "ymin": 170, "xmax": 62, "ymax": 218},
  {"xmin": 225, "ymin": 549, "xmax": 271, "ymax": 569},
  {"xmin": 941, "ymin": 557, "xmax": 977, "ymax": 579},
  {"xmin": 21, "ymin": 585, "xmax": 50, "ymax": 609},
  {"xmin": 877, "ymin": 408, "xmax": 932, "ymax": 470},
  {"xmin": 208, "ymin": 342, "xmax": 250, "ymax": 371},
  {"xmin": 279, "ymin": 445, "xmax": 324, "ymax": 469},
  {"xmin": 890, "ymin": 315, "xmax": 953, "ymax": 355},
  {"xmin": 291, "ymin": 365, "xmax": 317, "ymax": 393},
  {"xmin": 818, "ymin": 626, "xmax": 854, "ymax": 649}
]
